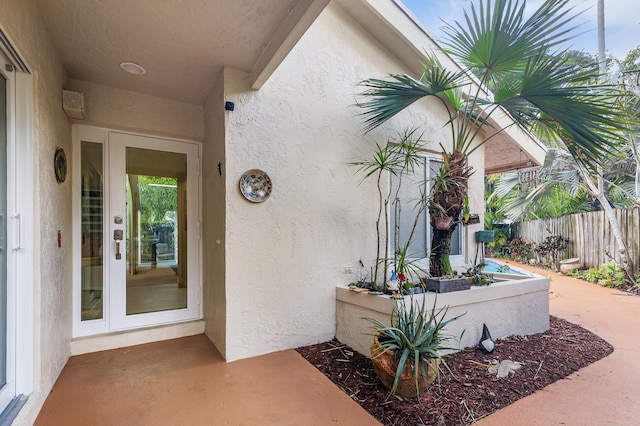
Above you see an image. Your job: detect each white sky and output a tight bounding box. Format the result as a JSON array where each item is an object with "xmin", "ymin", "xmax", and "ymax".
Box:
[{"xmin": 401, "ymin": 0, "xmax": 639, "ymax": 59}]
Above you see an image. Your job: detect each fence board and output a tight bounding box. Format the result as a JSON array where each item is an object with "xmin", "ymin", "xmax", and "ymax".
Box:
[{"xmin": 517, "ymin": 207, "xmax": 639, "ymax": 275}]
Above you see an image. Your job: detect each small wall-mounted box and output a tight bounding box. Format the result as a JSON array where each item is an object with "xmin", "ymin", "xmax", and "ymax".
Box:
[
  {"xmin": 62, "ymin": 89, "xmax": 85, "ymax": 119},
  {"xmin": 475, "ymin": 230, "xmax": 495, "ymax": 243}
]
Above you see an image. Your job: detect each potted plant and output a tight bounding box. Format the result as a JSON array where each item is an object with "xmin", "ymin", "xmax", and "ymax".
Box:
[
  {"xmin": 365, "ymin": 295, "xmax": 463, "ymax": 400},
  {"xmin": 423, "ymin": 275, "xmax": 470, "ymax": 293},
  {"xmin": 463, "ymin": 263, "xmax": 494, "ymax": 286}
]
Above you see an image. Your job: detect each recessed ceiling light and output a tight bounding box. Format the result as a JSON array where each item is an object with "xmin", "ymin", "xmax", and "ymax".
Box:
[{"xmin": 119, "ymin": 61, "xmax": 146, "ymax": 75}]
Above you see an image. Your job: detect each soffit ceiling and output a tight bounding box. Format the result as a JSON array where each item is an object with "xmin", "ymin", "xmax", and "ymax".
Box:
[
  {"xmin": 34, "ymin": 0, "xmax": 299, "ymax": 104},
  {"xmin": 34, "ymin": 0, "xmax": 545, "ymax": 174}
]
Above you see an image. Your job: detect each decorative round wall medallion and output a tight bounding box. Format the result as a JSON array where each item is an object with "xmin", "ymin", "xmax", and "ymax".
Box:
[
  {"xmin": 239, "ymin": 169, "xmax": 272, "ymax": 203},
  {"xmin": 54, "ymin": 147, "xmax": 67, "ymax": 183}
]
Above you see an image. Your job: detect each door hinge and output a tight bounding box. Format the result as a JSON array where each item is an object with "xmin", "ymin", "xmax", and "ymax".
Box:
[{"xmin": 5, "ymin": 64, "xmax": 14, "ymax": 72}]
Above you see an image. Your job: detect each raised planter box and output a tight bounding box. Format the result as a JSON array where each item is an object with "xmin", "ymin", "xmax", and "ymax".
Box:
[
  {"xmin": 336, "ymin": 274, "xmax": 550, "ymax": 357},
  {"xmin": 425, "ymin": 277, "xmax": 470, "ymax": 293}
]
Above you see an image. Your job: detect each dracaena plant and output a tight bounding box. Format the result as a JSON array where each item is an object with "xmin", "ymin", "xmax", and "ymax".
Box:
[
  {"xmin": 350, "ymin": 128, "xmax": 427, "ymax": 287},
  {"xmin": 358, "ymin": 0, "xmax": 628, "ymax": 277}
]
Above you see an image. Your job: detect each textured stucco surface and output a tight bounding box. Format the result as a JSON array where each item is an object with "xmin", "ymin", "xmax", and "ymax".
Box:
[
  {"xmin": 336, "ymin": 277, "xmax": 551, "ymax": 357},
  {"xmin": 1, "ymin": 0, "xmax": 72, "ymax": 424},
  {"xmin": 65, "ymin": 79, "xmax": 204, "ymax": 141},
  {"xmin": 0, "ymin": 2, "xmax": 537, "ymax": 423},
  {"xmin": 220, "ymin": 2, "xmax": 488, "ymax": 361},
  {"xmin": 202, "ymin": 70, "xmax": 227, "ymax": 356}
]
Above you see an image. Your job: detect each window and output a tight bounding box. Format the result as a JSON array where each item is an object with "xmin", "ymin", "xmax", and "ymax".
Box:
[{"xmin": 390, "ymin": 155, "xmax": 463, "ymax": 268}]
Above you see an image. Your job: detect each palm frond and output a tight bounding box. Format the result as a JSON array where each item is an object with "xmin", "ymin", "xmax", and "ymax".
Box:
[
  {"xmin": 358, "ymin": 58, "xmax": 462, "ymax": 133},
  {"xmin": 496, "ymin": 53, "xmax": 627, "ymax": 170},
  {"xmin": 443, "ymin": 0, "xmax": 580, "ymax": 76}
]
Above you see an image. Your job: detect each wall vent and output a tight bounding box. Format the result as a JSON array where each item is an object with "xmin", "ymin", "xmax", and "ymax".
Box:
[{"xmin": 62, "ymin": 90, "xmax": 85, "ymax": 119}]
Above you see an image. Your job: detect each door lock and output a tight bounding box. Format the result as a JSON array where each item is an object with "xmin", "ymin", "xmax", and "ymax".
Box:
[{"xmin": 114, "ymin": 229, "xmax": 123, "ymax": 260}]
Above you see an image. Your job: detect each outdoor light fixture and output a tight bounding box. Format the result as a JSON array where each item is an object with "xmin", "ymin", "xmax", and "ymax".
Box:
[{"xmin": 119, "ymin": 61, "xmax": 146, "ymax": 75}]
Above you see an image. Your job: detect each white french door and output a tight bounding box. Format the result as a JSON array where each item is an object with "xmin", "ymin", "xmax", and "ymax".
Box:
[{"xmin": 75, "ymin": 128, "xmax": 201, "ymax": 336}]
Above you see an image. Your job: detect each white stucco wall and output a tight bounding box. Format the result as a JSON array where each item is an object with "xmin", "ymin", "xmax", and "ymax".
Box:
[
  {"xmin": 1, "ymin": 0, "xmax": 71, "ymax": 424},
  {"xmin": 202, "ymin": 70, "xmax": 227, "ymax": 357},
  {"xmin": 65, "ymin": 79, "xmax": 204, "ymax": 142},
  {"xmin": 220, "ymin": 2, "xmax": 487, "ymax": 361}
]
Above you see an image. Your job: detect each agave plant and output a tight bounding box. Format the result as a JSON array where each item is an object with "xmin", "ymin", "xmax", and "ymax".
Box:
[
  {"xmin": 365, "ymin": 295, "xmax": 463, "ymax": 399},
  {"xmin": 358, "ymin": 0, "xmax": 628, "ymax": 277}
]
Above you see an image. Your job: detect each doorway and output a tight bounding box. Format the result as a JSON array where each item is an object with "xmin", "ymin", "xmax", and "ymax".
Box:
[{"xmin": 75, "ymin": 128, "xmax": 201, "ymax": 336}]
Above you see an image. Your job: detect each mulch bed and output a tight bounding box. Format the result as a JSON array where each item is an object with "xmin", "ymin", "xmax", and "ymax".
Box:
[{"xmin": 296, "ymin": 316, "xmax": 613, "ymax": 425}]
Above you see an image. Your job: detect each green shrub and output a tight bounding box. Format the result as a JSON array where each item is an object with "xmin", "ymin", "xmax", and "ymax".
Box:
[
  {"xmin": 578, "ymin": 263, "xmax": 626, "ymax": 288},
  {"xmin": 535, "ymin": 235, "xmax": 569, "ymax": 271},
  {"xmin": 500, "ymin": 238, "xmax": 534, "ymax": 263}
]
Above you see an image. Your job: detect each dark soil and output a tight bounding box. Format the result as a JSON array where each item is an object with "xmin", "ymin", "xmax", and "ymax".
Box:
[{"xmin": 296, "ymin": 316, "xmax": 613, "ymax": 425}]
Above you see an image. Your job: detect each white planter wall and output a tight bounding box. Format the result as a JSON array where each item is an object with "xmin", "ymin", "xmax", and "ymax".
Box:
[{"xmin": 336, "ymin": 276, "xmax": 550, "ymax": 357}]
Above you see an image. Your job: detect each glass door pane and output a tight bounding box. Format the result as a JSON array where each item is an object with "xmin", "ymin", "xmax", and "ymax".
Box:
[
  {"xmin": 80, "ymin": 141, "xmax": 104, "ymax": 321},
  {"xmin": 108, "ymin": 132, "xmax": 199, "ymax": 331},
  {"xmin": 125, "ymin": 147, "xmax": 187, "ymax": 315}
]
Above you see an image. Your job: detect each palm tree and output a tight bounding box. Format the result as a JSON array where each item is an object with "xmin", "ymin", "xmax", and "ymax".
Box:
[{"xmin": 358, "ymin": 0, "xmax": 627, "ymax": 277}]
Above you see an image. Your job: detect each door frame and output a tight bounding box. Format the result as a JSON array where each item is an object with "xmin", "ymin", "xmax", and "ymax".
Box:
[
  {"xmin": 0, "ymin": 44, "xmax": 34, "ymax": 412},
  {"xmin": 72, "ymin": 125, "xmax": 202, "ymax": 337}
]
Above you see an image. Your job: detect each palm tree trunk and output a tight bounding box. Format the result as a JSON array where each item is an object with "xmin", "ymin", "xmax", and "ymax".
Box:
[
  {"xmin": 580, "ymin": 168, "xmax": 634, "ymax": 280},
  {"xmin": 428, "ymin": 150, "xmax": 470, "ymax": 277},
  {"xmin": 430, "ymin": 226, "xmax": 456, "ymax": 276}
]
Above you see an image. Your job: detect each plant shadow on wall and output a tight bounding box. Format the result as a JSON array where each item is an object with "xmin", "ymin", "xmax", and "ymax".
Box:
[{"xmin": 357, "ymin": 0, "xmax": 629, "ymax": 281}]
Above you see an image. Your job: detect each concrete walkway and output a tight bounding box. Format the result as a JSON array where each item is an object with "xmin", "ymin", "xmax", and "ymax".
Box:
[
  {"xmin": 34, "ymin": 334, "xmax": 379, "ymax": 425},
  {"xmin": 479, "ymin": 262, "xmax": 640, "ymax": 425},
  {"xmin": 34, "ymin": 262, "xmax": 639, "ymax": 425}
]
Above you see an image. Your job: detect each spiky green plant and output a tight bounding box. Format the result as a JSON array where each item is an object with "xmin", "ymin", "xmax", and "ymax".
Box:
[{"xmin": 365, "ymin": 295, "xmax": 464, "ymax": 399}]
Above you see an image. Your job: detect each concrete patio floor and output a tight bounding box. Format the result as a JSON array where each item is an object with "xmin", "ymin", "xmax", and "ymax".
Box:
[
  {"xmin": 478, "ymin": 262, "xmax": 640, "ymax": 425},
  {"xmin": 35, "ymin": 262, "xmax": 639, "ymax": 425},
  {"xmin": 34, "ymin": 334, "xmax": 379, "ymax": 425}
]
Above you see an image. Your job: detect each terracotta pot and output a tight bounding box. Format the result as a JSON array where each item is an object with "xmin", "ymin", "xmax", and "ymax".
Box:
[
  {"xmin": 559, "ymin": 257, "xmax": 583, "ymax": 274},
  {"xmin": 370, "ymin": 335, "xmax": 439, "ymax": 397}
]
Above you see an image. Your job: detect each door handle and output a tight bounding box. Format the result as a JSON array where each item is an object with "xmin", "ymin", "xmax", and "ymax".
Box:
[
  {"xmin": 13, "ymin": 213, "xmax": 22, "ymax": 251},
  {"xmin": 114, "ymin": 229, "xmax": 123, "ymax": 260}
]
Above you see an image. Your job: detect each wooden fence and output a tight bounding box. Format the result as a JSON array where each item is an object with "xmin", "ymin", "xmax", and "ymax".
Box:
[{"xmin": 516, "ymin": 207, "xmax": 640, "ymax": 275}]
